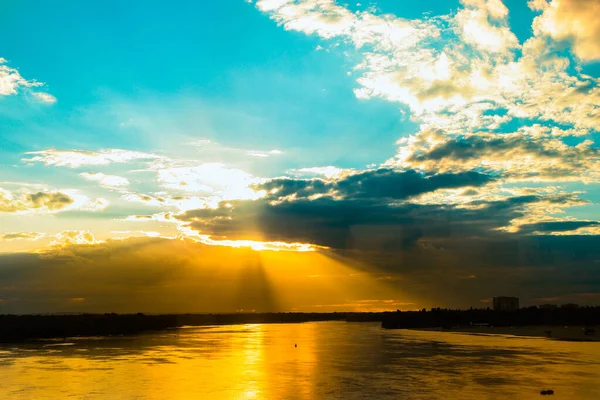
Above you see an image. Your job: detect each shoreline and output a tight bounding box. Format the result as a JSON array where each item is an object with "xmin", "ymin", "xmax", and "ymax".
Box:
[
  {"xmin": 410, "ymin": 325, "xmax": 600, "ymax": 342},
  {"xmin": 0, "ymin": 313, "xmax": 369, "ymax": 342}
]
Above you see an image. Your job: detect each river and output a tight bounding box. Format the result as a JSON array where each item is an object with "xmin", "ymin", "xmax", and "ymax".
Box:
[{"xmin": 0, "ymin": 321, "xmax": 598, "ymax": 399}]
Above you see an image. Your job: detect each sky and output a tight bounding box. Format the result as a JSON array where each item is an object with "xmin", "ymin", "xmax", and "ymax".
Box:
[{"xmin": 1, "ymin": 0, "xmax": 599, "ymax": 313}]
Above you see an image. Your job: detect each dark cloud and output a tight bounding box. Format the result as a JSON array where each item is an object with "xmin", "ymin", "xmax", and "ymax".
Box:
[
  {"xmin": 177, "ymin": 190, "xmax": 585, "ymax": 250},
  {"xmin": 258, "ymin": 168, "xmax": 496, "ymax": 200},
  {"xmin": 27, "ymin": 192, "xmax": 73, "ymax": 209},
  {"xmin": 518, "ymin": 220, "xmax": 600, "ymax": 234},
  {"xmin": 177, "ymin": 168, "xmax": 504, "ymax": 249},
  {"xmin": 169, "ymin": 164, "xmax": 600, "ymax": 308},
  {"xmin": 408, "ymin": 135, "xmax": 550, "ymax": 163}
]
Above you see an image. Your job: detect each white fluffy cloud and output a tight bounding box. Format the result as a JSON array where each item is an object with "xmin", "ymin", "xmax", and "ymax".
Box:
[
  {"xmin": 287, "ymin": 166, "xmax": 350, "ymax": 179},
  {"xmin": 0, "ymin": 58, "xmax": 55, "ymax": 102},
  {"xmin": 246, "ymin": 150, "xmax": 284, "ymax": 158},
  {"xmin": 0, "ymin": 58, "xmax": 41, "ymax": 96},
  {"xmin": 532, "ymin": 0, "xmax": 600, "ymax": 61},
  {"xmin": 23, "ymin": 149, "xmax": 163, "ymax": 168},
  {"xmin": 255, "ymin": 0, "xmax": 357, "ymax": 38},
  {"xmin": 32, "ymin": 92, "xmax": 57, "ymax": 104},
  {"xmin": 79, "ymin": 172, "xmax": 130, "ymax": 190},
  {"xmin": 528, "ymin": 0, "xmax": 550, "ymax": 11},
  {"xmin": 253, "ymin": 0, "xmax": 600, "ymax": 134},
  {"xmin": 455, "ymin": 0, "xmax": 519, "ymax": 53}
]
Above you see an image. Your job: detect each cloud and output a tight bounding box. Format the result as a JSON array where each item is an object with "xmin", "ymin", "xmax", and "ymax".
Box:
[
  {"xmin": 246, "ymin": 150, "xmax": 284, "ymax": 158},
  {"xmin": 532, "ymin": 0, "xmax": 600, "ymax": 61},
  {"xmin": 122, "ymin": 212, "xmax": 176, "ymax": 223},
  {"xmin": 161, "ymin": 145, "xmax": 600, "ymax": 270},
  {"xmin": 79, "ymin": 172, "xmax": 130, "ymax": 190},
  {"xmin": 390, "ymin": 128, "xmax": 600, "ymax": 182},
  {"xmin": 31, "ymin": 92, "xmax": 57, "ymax": 104},
  {"xmin": 255, "ymin": 0, "xmax": 357, "ymax": 38},
  {"xmin": 0, "ymin": 232, "xmax": 45, "ymax": 241},
  {"xmin": 110, "ymin": 230, "xmax": 162, "ymax": 239},
  {"xmin": 0, "ymin": 188, "xmax": 74, "ymax": 213},
  {"xmin": 254, "ymin": 0, "xmax": 431, "ymax": 51},
  {"xmin": 170, "ymin": 188, "xmax": 600, "ymax": 309},
  {"xmin": 518, "ymin": 220, "xmax": 600, "ymax": 235},
  {"xmin": 51, "ymin": 230, "xmax": 98, "ymax": 246},
  {"xmin": 405, "ymin": 184, "xmax": 577, "ymax": 212},
  {"xmin": 172, "ymin": 167, "xmax": 594, "ymax": 252},
  {"xmin": 121, "ymin": 192, "xmax": 220, "ymax": 212},
  {"xmin": 0, "ymin": 58, "xmax": 42, "ymax": 96},
  {"xmin": 75, "ymin": 196, "xmax": 110, "ymax": 212},
  {"xmin": 0, "ymin": 237, "xmax": 402, "ymax": 313},
  {"xmin": 2, "ymin": 1, "xmax": 598, "ymax": 311},
  {"xmin": 23, "ymin": 149, "xmax": 163, "ymax": 168},
  {"xmin": 189, "ymin": 139, "xmax": 284, "ymax": 159},
  {"xmin": 528, "ymin": 0, "xmax": 549, "ymax": 11},
  {"xmin": 57, "ymin": 189, "xmax": 110, "ymax": 212},
  {"xmin": 156, "ymin": 163, "xmax": 264, "ymax": 200},
  {"xmin": 0, "ymin": 58, "xmax": 56, "ymax": 103},
  {"xmin": 2, "ymin": 231, "xmax": 599, "ymax": 313},
  {"xmin": 258, "ymin": 168, "xmax": 496, "ymax": 202},
  {"xmin": 253, "ymin": 0, "xmax": 600, "ymax": 134},
  {"xmin": 287, "ymin": 166, "xmax": 349, "ymax": 179},
  {"xmin": 183, "ymin": 230, "xmax": 321, "ymax": 252},
  {"xmin": 177, "ymin": 193, "xmax": 578, "ymax": 249},
  {"xmin": 0, "ymin": 187, "xmax": 108, "ymax": 214},
  {"xmin": 455, "ymin": 0, "xmax": 519, "ymax": 53}
]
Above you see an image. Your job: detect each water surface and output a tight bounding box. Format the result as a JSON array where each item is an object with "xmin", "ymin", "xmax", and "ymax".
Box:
[{"xmin": 1, "ymin": 322, "xmax": 599, "ymax": 399}]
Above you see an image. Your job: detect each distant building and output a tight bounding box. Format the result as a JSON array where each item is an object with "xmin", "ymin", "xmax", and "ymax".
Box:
[
  {"xmin": 561, "ymin": 303, "xmax": 579, "ymax": 310},
  {"xmin": 493, "ymin": 296, "xmax": 519, "ymax": 311},
  {"xmin": 539, "ymin": 304, "xmax": 558, "ymax": 310}
]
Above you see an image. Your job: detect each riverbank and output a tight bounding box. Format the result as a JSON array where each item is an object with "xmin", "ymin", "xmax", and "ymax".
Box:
[
  {"xmin": 414, "ymin": 325, "xmax": 600, "ymax": 342},
  {"xmin": 0, "ymin": 313, "xmax": 363, "ymax": 342}
]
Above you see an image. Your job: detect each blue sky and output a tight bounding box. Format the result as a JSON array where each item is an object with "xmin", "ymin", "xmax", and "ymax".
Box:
[
  {"xmin": 1, "ymin": 0, "xmax": 416, "ymax": 168},
  {"xmin": 1, "ymin": 0, "xmax": 600, "ymax": 311}
]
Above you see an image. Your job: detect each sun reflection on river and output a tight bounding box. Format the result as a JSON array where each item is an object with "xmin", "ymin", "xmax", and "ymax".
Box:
[{"xmin": 0, "ymin": 322, "xmax": 599, "ymax": 399}]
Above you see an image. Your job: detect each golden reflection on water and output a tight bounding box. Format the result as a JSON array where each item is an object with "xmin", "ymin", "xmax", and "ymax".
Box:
[{"xmin": 0, "ymin": 322, "xmax": 599, "ymax": 399}]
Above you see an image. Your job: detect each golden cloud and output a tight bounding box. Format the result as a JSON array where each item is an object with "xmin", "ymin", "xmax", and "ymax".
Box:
[
  {"xmin": 532, "ymin": 0, "xmax": 600, "ymax": 61},
  {"xmin": 0, "ymin": 232, "xmax": 46, "ymax": 241},
  {"xmin": 390, "ymin": 128, "xmax": 600, "ymax": 183},
  {"xmin": 51, "ymin": 230, "xmax": 98, "ymax": 246},
  {"xmin": 0, "ymin": 188, "xmax": 74, "ymax": 213}
]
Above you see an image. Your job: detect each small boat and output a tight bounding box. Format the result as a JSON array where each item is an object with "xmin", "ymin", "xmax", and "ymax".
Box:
[{"xmin": 540, "ymin": 389, "xmax": 554, "ymax": 395}]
